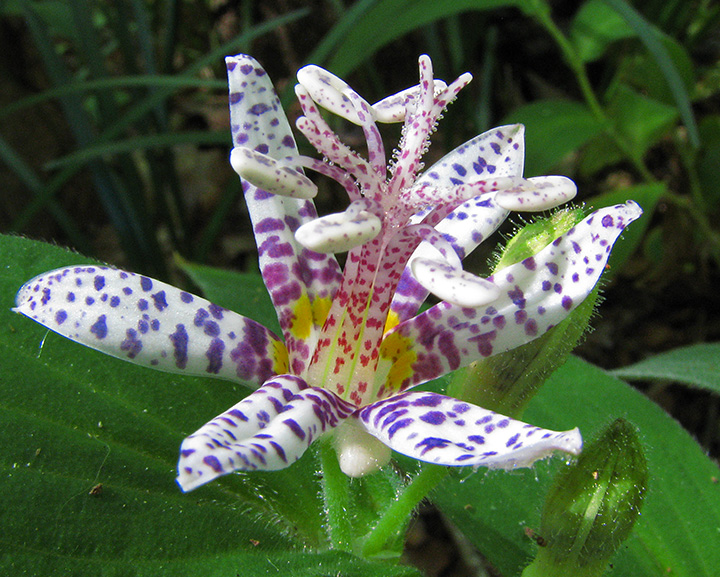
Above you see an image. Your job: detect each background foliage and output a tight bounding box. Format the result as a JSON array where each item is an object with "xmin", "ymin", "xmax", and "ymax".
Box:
[{"xmin": 1, "ymin": 0, "xmax": 719, "ymax": 575}]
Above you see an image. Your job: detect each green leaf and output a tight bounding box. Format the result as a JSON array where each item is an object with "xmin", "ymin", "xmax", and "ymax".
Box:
[
  {"xmin": 325, "ymin": 0, "xmax": 520, "ymax": 75},
  {"xmin": 697, "ymin": 115, "xmax": 720, "ymax": 212},
  {"xmin": 0, "ymin": 235, "xmax": 348, "ymax": 573},
  {"xmin": 432, "ymin": 356, "xmax": 720, "ymax": 577},
  {"xmin": 570, "ymin": 0, "xmax": 636, "ymax": 62},
  {"xmin": 610, "ymin": 343, "xmax": 720, "ymax": 394},
  {"xmin": 606, "ymin": 83, "xmax": 678, "ymax": 159},
  {"xmin": 617, "ymin": 34, "xmax": 696, "ymax": 108},
  {"xmin": 601, "ymin": 0, "xmax": 699, "ymax": 148},
  {"xmin": 502, "ymin": 100, "xmax": 603, "ymax": 176}
]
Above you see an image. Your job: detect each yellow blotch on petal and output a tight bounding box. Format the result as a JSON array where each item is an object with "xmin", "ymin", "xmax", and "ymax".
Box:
[
  {"xmin": 383, "ymin": 309, "xmax": 400, "ymax": 334},
  {"xmin": 272, "ymin": 339, "xmax": 289, "ymax": 374},
  {"xmin": 290, "ymin": 294, "xmax": 333, "ymax": 340},
  {"xmin": 312, "ymin": 296, "xmax": 333, "ymax": 328},
  {"xmin": 379, "ymin": 330, "xmax": 416, "ymax": 392},
  {"xmin": 290, "ymin": 294, "xmax": 313, "ymax": 340}
]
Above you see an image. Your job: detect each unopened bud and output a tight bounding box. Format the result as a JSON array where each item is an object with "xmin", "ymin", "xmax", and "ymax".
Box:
[{"xmin": 522, "ymin": 419, "xmax": 648, "ymax": 577}]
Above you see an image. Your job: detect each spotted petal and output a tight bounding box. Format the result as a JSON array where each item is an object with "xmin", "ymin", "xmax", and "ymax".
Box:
[
  {"xmin": 377, "ymin": 202, "xmax": 643, "ymax": 391},
  {"xmin": 177, "ymin": 375, "xmax": 355, "ymax": 491},
  {"xmin": 14, "ymin": 266, "xmax": 288, "ymax": 386},
  {"xmin": 227, "ymin": 55, "xmax": 343, "ymax": 375},
  {"xmin": 416, "ymin": 124, "xmax": 526, "ymax": 187},
  {"xmin": 358, "ymin": 391, "xmax": 581, "ymax": 468}
]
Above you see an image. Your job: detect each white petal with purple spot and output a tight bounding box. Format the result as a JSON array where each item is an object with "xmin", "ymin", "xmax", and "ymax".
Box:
[
  {"xmin": 177, "ymin": 375, "xmax": 355, "ymax": 491},
  {"xmin": 14, "ymin": 266, "xmax": 287, "ymax": 386},
  {"xmin": 358, "ymin": 391, "xmax": 581, "ymax": 468}
]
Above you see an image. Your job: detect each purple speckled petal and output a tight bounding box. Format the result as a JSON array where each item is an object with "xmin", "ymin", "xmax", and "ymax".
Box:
[
  {"xmin": 14, "ymin": 266, "xmax": 288, "ymax": 386},
  {"xmin": 377, "ymin": 201, "xmax": 643, "ymax": 390},
  {"xmin": 358, "ymin": 391, "xmax": 581, "ymax": 468},
  {"xmin": 227, "ymin": 55, "xmax": 342, "ymax": 375},
  {"xmin": 416, "ymin": 124, "xmax": 526, "ymax": 187},
  {"xmin": 177, "ymin": 375, "xmax": 356, "ymax": 491}
]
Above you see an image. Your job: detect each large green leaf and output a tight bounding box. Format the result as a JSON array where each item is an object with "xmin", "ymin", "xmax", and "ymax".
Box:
[
  {"xmin": 611, "ymin": 343, "xmax": 720, "ymax": 395},
  {"xmin": 433, "ymin": 356, "xmax": 720, "ymax": 577},
  {"xmin": 0, "ymin": 235, "xmax": 423, "ymax": 575}
]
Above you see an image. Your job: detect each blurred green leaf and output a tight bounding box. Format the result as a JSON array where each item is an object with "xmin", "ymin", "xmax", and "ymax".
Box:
[
  {"xmin": 586, "ymin": 182, "xmax": 665, "ymax": 274},
  {"xmin": 611, "ymin": 343, "xmax": 720, "ymax": 394},
  {"xmin": 326, "ymin": 0, "xmax": 520, "ymax": 75},
  {"xmin": 433, "ymin": 356, "xmax": 720, "ymax": 577},
  {"xmin": 617, "ymin": 34, "xmax": 696, "ymax": 107},
  {"xmin": 606, "ymin": 83, "xmax": 678, "ymax": 158},
  {"xmin": 570, "ymin": 0, "xmax": 636, "ymax": 62},
  {"xmin": 0, "ymin": 235, "xmax": 347, "ymax": 574},
  {"xmin": 502, "ymin": 100, "xmax": 603, "ymax": 176},
  {"xmin": 697, "ymin": 115, "xmax": 720, "ymax": 211},
  {"xmin": 601, "ymin": 0, "xmax": 699, "ymax": 148}
]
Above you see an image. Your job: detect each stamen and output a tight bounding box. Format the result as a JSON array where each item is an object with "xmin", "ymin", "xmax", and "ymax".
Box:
[
  {"xmin": 495, "ymin": 176, "xmax": 577, "ymax": 211},
  {"xmin": 230, "ymin": 147, "xmax": 317, "ymax": 199},
  {"xmin": 295, "ymin": 200, "xmax": 383, "ymax": 253},
  {"xmin": 297, "ymin": 65, "xmax": 372, "ymax": 125},
  {"xmin": 411, "ymin": 257, "xmax": 500, "ymax": 308}
]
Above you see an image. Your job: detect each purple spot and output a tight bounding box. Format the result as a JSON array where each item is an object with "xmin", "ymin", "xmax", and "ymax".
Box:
[
  {"xmin": 140, "ymin": 277, "xmax": 153, "ymax": 292},
  {"xmin": 85, "ymin": 296, "xmax": 95, "ymax": 306},
  {"xmin": 94, "ymin": 275, "xmax": 105, "ymax": 291},
  {"xmin": 468, "ymin": 435, "xmax": 485, "ymax": 444},
  {"xmin": 388, "ymin": 418, "xmax": 413, "ymax": 438},
  {"xmin": 525, "ymin": 319, "xmax": 538, "ymax": 336},
  {"xmin": 204, "ymin": 321, "xmax": 220, "ymax": 337},
  {"xmin": 283, "ymin": 418, "xmax": 306, "ymax": 440},
  {"xmin": 562, "ymin": 296, "xmax": 573, "ymax": 310},
  {"xmin": 180, "ymin": 292, "xmax": 193, "ymax": 303},
  {"xmin": 151, "ymin": 291, "xmax": 168, "ymax": 311},
  {"xmin": 416, "ymin": 437, "xmax": 451, "ymax": 455},
  {"xmin": 170, "ymin": 324, "xmax": 189, "ymax": 369},
  {"xmin": 138, "ymin": 298, "xmax": 149, "ymax": 311},
  {"xmin": 601, "ymin": 215, "xmax": 614, "ymax": 227},
  {"xmin": 66, "ymin": 292, "xmax": 75, "ymax": 302},
  {"xmin": 209, "ymin": 304, "xmax": 224, "ymax": 320},
  {"xmin": 109, "ymin": 295, "xmax": 121, "ymax": 308},
  {"xmin": 420, "ymin": 411, "xmax": 446, "ymax": 425},
  {"xmin": 452, "ymin": 163, "xmax": 467, "ymax": 177},
  {"xmin": 411, "ymin": 395, "xmax": 443, "ymax": 407},
  {"xmin": 229, "ymin": 409, "xmax": 249, "ymax": 422},
  {"xmin": 55, "ymin": 310, "xmax": 67, "ymax": 325},
  {"xmin": 270, "ymin": 441, "xmax": 287, "ymax": 462},
  {"xmin": 206, "ymin": 338, "xmax": 224, "ymax": 374},
  {"xmin": 546, "ymin": 262, "xmax": 559, "ymax": 275},
  {"xmin": 249, "ymin": 103, "xmax": 271, "ymax": 115},
  {"xmin": 203, "ymin": 455, "xmax": 223, "ymax": 473},
  {"xmin": 121, "ymin": 328, "xmax": 143, "ymax": 358},
  {"xmin": 90, "ymin": 315, "xmax": 107, "ymax": 339},
  {"xmin": 506, "ymin": 433, "xmax": 520, "ymax": 447}
]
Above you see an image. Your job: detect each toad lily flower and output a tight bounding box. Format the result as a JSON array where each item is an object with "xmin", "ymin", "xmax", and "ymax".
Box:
[{"xmin": 14, "ymin": 55, "xmax": 641, "ymax": 493}]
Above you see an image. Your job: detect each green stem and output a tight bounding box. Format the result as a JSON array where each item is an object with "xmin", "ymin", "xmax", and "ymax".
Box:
[
  {"xmin": 319, "ymin": 438, "xmax": 354, "ymax": 551},
  {"xmin": 361, "ymin": 464, "xmax": 448, "ymax": 558}
]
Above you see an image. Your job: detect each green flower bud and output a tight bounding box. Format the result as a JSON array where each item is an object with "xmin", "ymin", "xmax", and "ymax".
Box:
[
  {"xmin": 449, "ymin": 208, "xmax": 597, "ymax": 417},
  {"xmin": 522, "ymin": 419, "xmax": 648, "ymax": 577}
]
